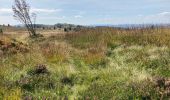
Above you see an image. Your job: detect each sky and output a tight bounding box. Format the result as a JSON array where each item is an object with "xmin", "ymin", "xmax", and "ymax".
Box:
[{"xmin": 0, "ymin": 0, "xmax": 170, "ymax": 25}]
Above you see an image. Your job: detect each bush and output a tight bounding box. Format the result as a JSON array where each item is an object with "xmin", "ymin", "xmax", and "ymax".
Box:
[{"xmin": 0, "ymin": 29, "xmax": 3, "ymax": 34}]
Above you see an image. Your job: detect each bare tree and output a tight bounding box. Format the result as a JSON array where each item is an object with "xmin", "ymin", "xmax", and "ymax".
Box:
[{"xmin": 12, "ymin": 0, "xmax": 37, "ymax": 37}]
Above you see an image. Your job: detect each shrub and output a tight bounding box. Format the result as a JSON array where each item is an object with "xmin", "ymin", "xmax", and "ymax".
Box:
[{"xmin": 0, "ymin": 29, "xmax": 3, "ymax": 34}]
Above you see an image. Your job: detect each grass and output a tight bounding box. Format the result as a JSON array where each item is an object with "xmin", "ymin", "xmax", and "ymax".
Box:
[{"xmin": 1, "ymin": 27, "xmax": 170, "ymax": 99}]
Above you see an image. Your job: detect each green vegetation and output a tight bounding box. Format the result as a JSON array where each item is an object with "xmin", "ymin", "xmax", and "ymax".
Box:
[
  {"xmin": 0, "ymin": 29, "xmax": 3, "ymax": 34},
  {"xmin": 1, "ymin": 27, "xmax": 170, "ymax": 99}
]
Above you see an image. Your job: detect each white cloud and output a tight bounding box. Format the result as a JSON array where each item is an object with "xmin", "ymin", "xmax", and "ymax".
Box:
[
  {"xmin": 31, "ymin": 8, "xmax": 62, "ymax": 13},
  {"xmin": 133, "ymin": 12, "xmax": 170, "ymax": 24},
  {"xmin": 39, "ymin": 16, "xmax": 66, "ymax": 20},
  {"xmin": 143, "ymin": 12, "xmax": 170, "ymax": 22},
  {"xmin": 0, "ymin": 8, "xmax": 12, "ymax": 13},
  {"xmin": 0, "ymin": 8, "xmax": 62, "ymax": 14},
  {"xmin": 158, "ymin": 12, "xmax": 170, "ymax": 16},
  {"xmin": 0, "ymin": 16, "xmax": 18, "ymax": 25},
  {"xmin": 98, "ymin": 11, "xmax": 170, "ymax": 24},
  {"xmin": 145, "ymin": 11, "xmax": 170, "ymax": 18},
  {"xmin": 0, "ymin": 8, "xmax": 63, "ymax": 24},
  {"xmin": 74, "ymin": 15, "xmax": 83, "ymax": 18}
]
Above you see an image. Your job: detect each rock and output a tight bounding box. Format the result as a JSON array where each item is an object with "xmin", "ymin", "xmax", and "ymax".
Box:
[
  {"xmin": 153, "ymin": 77, "xmax": 170, "ymax": 98},
  {"xmin": 0, "ymin": 50, "xmax": 3, "ymax": 57},
  {"xmin": 61, "ymin": 77, "xmax": 73, "ymax": 86},
  {"xmin": 153, "ymin": 77, "xmax": 165, "ymax": 88},
  {"xmin": 34, "ymin": 64, "xmax": 49, "ymax": 75},
  {"xmin": 165, "ymin": 79, "xmax": 170, "ymax": 88}
]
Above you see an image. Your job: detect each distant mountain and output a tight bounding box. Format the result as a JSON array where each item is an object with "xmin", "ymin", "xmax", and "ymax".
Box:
[{"xmin": 93, "ymin": 24, "xmax": 170, "ymax": 29}]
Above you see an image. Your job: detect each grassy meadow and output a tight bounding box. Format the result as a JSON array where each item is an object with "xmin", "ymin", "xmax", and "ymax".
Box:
[{"xmin": 1, "ymin": 27, "xmax": 170, "ymax": 99}]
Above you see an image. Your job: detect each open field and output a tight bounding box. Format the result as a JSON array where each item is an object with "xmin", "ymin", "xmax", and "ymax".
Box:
[{"xmin": 1, "ymin": 27, "xmax": 170, "ymax": 99}]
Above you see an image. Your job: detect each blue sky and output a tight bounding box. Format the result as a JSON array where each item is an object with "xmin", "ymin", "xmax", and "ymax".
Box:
[{"xmin": 0, "ymin": 0, "xmax": 170, "ymax": 25}]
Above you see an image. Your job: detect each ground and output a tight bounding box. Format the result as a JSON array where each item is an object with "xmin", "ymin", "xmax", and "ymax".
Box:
[{"xmin": 1, "ymin": 27, "xmax": 170, "ymax": 99}]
